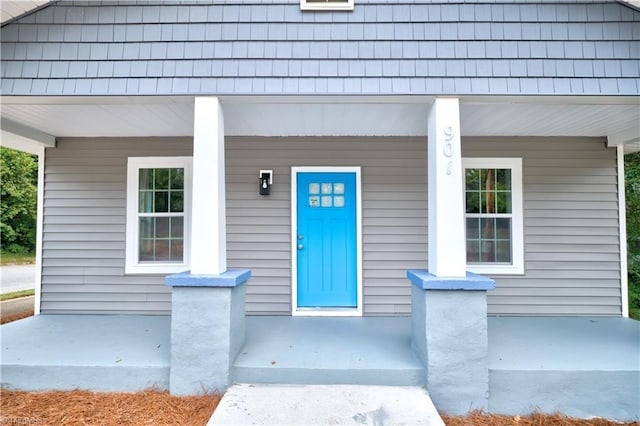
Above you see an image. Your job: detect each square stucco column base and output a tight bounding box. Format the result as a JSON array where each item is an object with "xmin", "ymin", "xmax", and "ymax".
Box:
[
  {"xmin": 166, "ymin": 270, "xmax": 250, "ymax": 395},
  {"xmin": 407, "ymin": 270, "xmax": 495, "ymax": 415}
]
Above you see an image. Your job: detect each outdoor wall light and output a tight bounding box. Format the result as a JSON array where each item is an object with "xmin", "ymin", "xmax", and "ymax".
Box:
[{"xmin": 259, "ymin": 170, "xmax": 273, "ymax": 195}]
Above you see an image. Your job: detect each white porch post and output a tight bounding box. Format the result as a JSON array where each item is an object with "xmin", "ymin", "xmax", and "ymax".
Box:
[
  {"xmin": 407, "ymin": 97, "xmax": 494, "ymax": 415},
  {"xmin": 427, "ymin": 97, "xmax": 466, "ymax": 277},
  {"xmin": 191, "ymin": 97, "xmax": 227, "ymax": 275},
  {"xmin": 166, "ymin": 96, "xmax": 250, "ymax": 395}
]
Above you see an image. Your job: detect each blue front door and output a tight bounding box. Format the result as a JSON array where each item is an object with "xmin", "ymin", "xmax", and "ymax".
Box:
[{"xmin": 296, "ymin": 172, "xmax": 357, "ymax": 308}]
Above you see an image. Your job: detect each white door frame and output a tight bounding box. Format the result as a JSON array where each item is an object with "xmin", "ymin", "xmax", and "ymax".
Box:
[{"xmin": 291, "ymin": 166, "xmax": 363, "ymax": 317}]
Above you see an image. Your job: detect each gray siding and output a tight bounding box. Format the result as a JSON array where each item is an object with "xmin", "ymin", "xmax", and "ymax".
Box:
[
  {"xmin": 41, "ymin": 137, "xmax": 192, "ymax": 314},
  {"xmin": 2, "ymin": 1, "xmax": 639, "ymax": 96},
  {"xmin": 226, "ymin": 137, "xmax": 427, "ymax": 315},
  {"xmin": 42, "ymin": 136, "xmax": 621, "ymax": 316},
  {"xmin": 463, "ymin": 137, "xmax": 622, "ymax": 316}
]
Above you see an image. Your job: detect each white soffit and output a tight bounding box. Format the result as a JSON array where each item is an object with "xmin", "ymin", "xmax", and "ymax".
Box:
[{"xmin": 0, "ymin": 96, "xmax": 638, "ymax": 144}]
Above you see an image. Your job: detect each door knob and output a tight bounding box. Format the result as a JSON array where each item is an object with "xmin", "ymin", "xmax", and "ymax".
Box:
[
  {"xmin": 298, "ymin": 234, "xmax": 304, "ymax": 240},
  {"xmin": 297, "ymin": 244, "xmax": 304, "ymax": 250}
]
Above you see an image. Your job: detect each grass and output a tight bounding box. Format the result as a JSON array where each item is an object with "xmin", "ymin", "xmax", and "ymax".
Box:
[
  {"xmin": 0, "ymin": 289, "xmax": 35, "ymax": 301},
  {"xmin": 0, "ymin": 251, "xmax": 35, "ymax": 266}
]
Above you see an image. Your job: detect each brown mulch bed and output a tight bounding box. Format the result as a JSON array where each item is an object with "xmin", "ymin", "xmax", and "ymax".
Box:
[
  {"xmin": 0, "ymin": 309, "xmax": 34, "ymax": 325},
  {"xmin": 0, "ymin": 389, "xmax": 220, "ymax": 426},
  {"xmin": 442, "ymin": 411, "xmax": 639, "ymax": 426},
  {"xmin": 2, "ymin": 389, "xmax": 637, "ymax": 426}
]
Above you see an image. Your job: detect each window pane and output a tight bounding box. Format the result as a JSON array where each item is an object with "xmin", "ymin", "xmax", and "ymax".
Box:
[
  {"xmin": 171, "ymin": 217, "xmax": 184, "ymax": 238},
  {"xmin": 170, "ymin": 168, "xmax": 184, "ymax": 190},
  {"xmin": 154, "ymin": 168, "xmax": 170, "ymax": 189},
  {"xmin": 139, "ymin": 217, "xmax": 154, "ymax": 239},
  {"xmin": 139, "ymin": 239, "xmax": 155, "ymax": 261},
  {"xmin": 139, "ymin": 169, "xmax": 154, "ymax": 190},
  {"xmin": 321, "ymin": 196, "xmax": 332, "ymax": 207},
  {"xmin": 321, "ymin": 183, "xmax": 332, "ymax": 194},
  {"xmin": 334, "ymin": 183, "xmax": 344, "ymax": 194},
  {"xmin": 170, "ymin": 191, "xmax": 184, "ymax": 213},
  {"xmin": 465, "ymin": 169, "xmax": 480, "ymax": 190},
  {"xmin": 334, "ymin": 195, "xmax": 344, "ymax": 207},
  {"xmin": 156, "ymin": 217, "xmax": 170, "ymax": 238},
  {"xmin": 496, "ymin": 191, "xmax": 512, "ymax": 214},
  {"xmin": 496, "ymin": 218, "xmax": 512, "ymax": 239},
  {"xmin": 496, "ymin": 169, "xmax": 511, "ymax": 189},
  {"xmin": 496, "ymin": 240, "xmax": 512, "ymax": 263},
  {"xmin": 154, "ymin": 191, "xmax": 169, "ymax": 212},
  {"xmin": 479, "ymin": 239, "xmax": 494, "ymax": 262},
  {"xmin": 466, "ymin": 191, "xmax": 480, "ymax": 214},
  {"xmin": 467, "ymin": 240, "xmax": 480, "ymax": 262},
  {"xmin": 139, "ymin": 190, "xmax": 153, "ymax": 213},
  {"xmin": 171, "ymin": 240, "xmax": 184, "ymax": 261},
  {"xmin": 309, "ymin": 183, "xmax": 320, "ymax": 194},
  {"xmin": 480, "ymin": 218, "xmax": 496, "ymax": 240},
  {"xmin": 154, "ymin": 240, "xmax": 170, "ymax": 261},
  {"xmin": 466, "ymin": 218, "xmax": 480, "ymax": 239}
]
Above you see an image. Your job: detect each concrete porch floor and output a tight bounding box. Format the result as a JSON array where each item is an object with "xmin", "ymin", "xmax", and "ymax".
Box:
[{"xmin": 1, "ymin": 315, "xmax": 638, "ymax": 421}]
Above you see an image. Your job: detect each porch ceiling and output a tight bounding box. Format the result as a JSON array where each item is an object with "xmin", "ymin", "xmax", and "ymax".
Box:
[{"xmin": 1, "ymin": 95, "xmax": 638, "ymax": 152}]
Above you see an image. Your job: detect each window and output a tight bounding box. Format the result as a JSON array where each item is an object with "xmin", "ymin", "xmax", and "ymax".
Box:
[
  {"xmin": 300, "ymin": 0, "xmax": 354, "ymax": 11},
  {"xmin": 126, "ymin": 157, "xmax": 192, "ymax": 274},
  {"xmin": 463, "ymin": 158, "xmax": 523, "ymax": 275}
]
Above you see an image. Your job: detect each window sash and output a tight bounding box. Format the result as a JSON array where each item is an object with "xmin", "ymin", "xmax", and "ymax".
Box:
[
  {"xmin": 126, "ymin": 157, "xmax": 192, "ymax": 274},
  {"xmin": 463, "ymin": 158, "xmax": 524, "ymax": 275}
]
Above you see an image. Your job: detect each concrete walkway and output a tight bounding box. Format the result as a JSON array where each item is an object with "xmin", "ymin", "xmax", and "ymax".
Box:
[
  {"xmin": 208, "ymin": 384, "xmax": 444, "ymax": 426},
  {"xmin": 1, "ymin": 296, "xmax": 34, "ymax": 316}
]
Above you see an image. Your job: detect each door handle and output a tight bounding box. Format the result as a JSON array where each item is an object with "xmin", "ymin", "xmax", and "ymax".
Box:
[{"xmin": 297, "ymin": 244, "xmax": 304, "ymax": 250}]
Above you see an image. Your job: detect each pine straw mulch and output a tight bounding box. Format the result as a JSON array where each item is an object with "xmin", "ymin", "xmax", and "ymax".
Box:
[
  {"xmin": 2, "ymin": 389, "xmax": 638, "ymax": 426},
  {"xmin": 442, "ymin": 411, "xmax": 638, "ymax": 426},
  {"xmin": 0, "ymin": 388, "xmax": 220, "ymax": 426},
  {"xmin": 0, "ymin": 309, "xmax": 34, "ymax": 325}
]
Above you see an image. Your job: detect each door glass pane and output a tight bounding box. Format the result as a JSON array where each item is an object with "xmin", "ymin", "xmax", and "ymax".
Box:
[
  {"xmin": 321, "ymin": 196, "xmax": 332, "ymax": 207},
  {"xmin": 333, "ymin": 183, "xmax": 344, "ymax": 194},
  {"xmin": 309, "ymin": 196, "xmax": 320, "ymax": 208},
  {"xmin": 334, "ymin": 195, "xmax": 344, "ymax": 207},
  {"xmin": 321, "ymin": 183, "xmax": 332, "ymax": 194},
  {"xmin": 309, "ymin": 183, "xmax": 320, "ymax": 194}
]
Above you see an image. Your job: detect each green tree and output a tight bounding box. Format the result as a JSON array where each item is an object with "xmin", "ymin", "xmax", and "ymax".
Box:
[
  {"xmin": 625, "ymin": 152, "xmax": 640, "ymax": 319},
  {"xmin": 0, "ymin": 147, "xmax": 38, "ymax": 254}
]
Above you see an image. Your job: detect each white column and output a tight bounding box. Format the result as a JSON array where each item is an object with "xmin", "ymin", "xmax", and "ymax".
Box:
[
  {"xmin": 427, "ymin": 98, "xmax": 466, "ymax": 277},
  {"xmin": 191, "ymin": 97, "xmax": 227, "ymax": 275}
]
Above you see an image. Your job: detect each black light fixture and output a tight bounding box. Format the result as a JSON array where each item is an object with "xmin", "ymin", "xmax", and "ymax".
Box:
[{"xmin": 259, "ymin": 170, "xmax": 273, "ymax": 195}]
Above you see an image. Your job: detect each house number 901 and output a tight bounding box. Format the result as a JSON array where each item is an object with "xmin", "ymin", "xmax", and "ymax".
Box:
[{"xmin": 443, "ymin": 126, "xmax": 454, "ymax": 175}]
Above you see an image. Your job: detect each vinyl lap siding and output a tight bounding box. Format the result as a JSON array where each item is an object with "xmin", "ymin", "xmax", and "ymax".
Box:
[
  {"xmin": 41, "ymin": 137, "xmax": 192, "ymax": 314},
  {"xmin": 226, "ymin": 137, "xmax": 427, "ymax": 316},
  {"xmin": 42, "ymin": 136, "xmax": 621, "ymax": 316},
  {"xmin": 462, "ymin": 137, "xmax": 621, "ymax": 316}
]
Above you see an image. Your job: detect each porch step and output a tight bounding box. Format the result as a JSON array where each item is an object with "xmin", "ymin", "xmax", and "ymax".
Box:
[
  {"xmin": 208, "ymin": 384, "xmax": 444, "ymax": 425},
  {"xmin": 232, "ymin": 316, "xmax": 425, "ymax": 386}
]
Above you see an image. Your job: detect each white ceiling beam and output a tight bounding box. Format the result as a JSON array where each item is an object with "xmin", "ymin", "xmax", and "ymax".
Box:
[{"xmin": 1, "ymin": 118, "xmax": 56, "ymax": 154}]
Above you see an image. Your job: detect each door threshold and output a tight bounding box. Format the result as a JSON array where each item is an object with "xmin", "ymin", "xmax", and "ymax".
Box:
[{"xmin": 293, "ymin": 307, "xmax": 362, "ymax": 317}]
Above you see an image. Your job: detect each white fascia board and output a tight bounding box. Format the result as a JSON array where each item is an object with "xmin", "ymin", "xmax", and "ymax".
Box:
[{"xmin": 1, "ymin": 118, "xmax": 56, "ymax": 152}]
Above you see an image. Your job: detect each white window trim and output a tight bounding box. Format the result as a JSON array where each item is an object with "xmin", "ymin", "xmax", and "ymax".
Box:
[
  {"xmin": 126, "ymin": 157, "xmax": 193, "ymax": 275},
  {"xmin": 300, "ymin": 0, "xmax": 354, "ymax": 11},
  {"xmin": 463, "ymin": 157, "xmax": 524, "ymax": 275}
]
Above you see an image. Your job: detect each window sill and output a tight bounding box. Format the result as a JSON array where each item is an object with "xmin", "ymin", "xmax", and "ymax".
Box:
[
  {"xmin": 125, "ymin": 263, "xmax": 190, "ymax": 275},
  {"xmin": 467, "ymin": 264, "xmax": 524, "ymax": 276}
]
